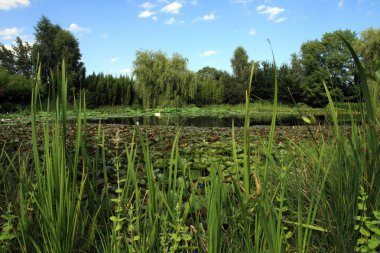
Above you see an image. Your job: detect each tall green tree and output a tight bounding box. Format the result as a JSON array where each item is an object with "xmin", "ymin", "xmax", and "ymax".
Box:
[
  {"xmin": 54, "ymin": 29, "xmax": 86, "ymax": 93},
  {"xmin": 253, "ymin": 61, "xmax": 275, "ymax": 101},
  {"xmin": 355, "ymin": 27, "xmax": 380, "ymax": 104},
  {"xmin": 195, "ymin": 67, "xmax": 225, "ymax": 105},
  {"xmin": 12, "ymin": 37, "xmax": 33, "ymax": 78},
  {"xmin": 321, "ymin": 30, "xmax": 358, "ymax": 101},
  {"xmin": 355, "ymin": 27, "xmax": 380, "ymax": 76},
  {"xmin": 33, "ymin": 16, "xmax": 85, "ymax": 95},
  {"xmin": 229, "ymin": 46, "xmax": 250, "ymax": 104},
  {"xmin": 287, "ymin": 53, "xmax": 305, "ymax": 102},
  {"xmin": 197, "ymin": 66, "xmax": 223, "ymax": 81},
  {"xmin": 300, "ymin": 40, "xmax": 330, "ymax": 106},
  {"xmin": 299, "ymin": 30, "xmax": 359, "ymax": 106},
  {"xmin": 33, "ymin": 16, "xmax": 60, "ymax": 84},
  {"xmin": 0, "ymin": 44, "xmax": 16, "ymax": 74}
]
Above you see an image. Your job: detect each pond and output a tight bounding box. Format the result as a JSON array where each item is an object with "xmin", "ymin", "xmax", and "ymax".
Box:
[{"xmin": 86, "ymin": 113, "xmax": 331, "ymax": 127}]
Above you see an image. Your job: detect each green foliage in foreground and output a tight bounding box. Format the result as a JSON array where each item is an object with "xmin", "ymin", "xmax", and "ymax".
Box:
[{"xmin": 0, "ymin": 40, "xmax": 379, "ymax": 252}]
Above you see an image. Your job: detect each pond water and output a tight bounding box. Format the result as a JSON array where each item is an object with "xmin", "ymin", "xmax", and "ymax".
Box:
[{"xmin": 86, "ymin": 114, "xmax": 331, "ymax": 127}]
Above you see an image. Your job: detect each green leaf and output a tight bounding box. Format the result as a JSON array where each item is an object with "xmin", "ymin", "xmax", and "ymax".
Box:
[
  {"xmin": 115, "ymin": 224, "xmax": 122, "ymax": 232},
  {"xmin": 171, "ymin": 233, "xmax": 181, "ymax": 242},
  {"xmin": 373, "ymin": 211, "xmax": 380, "ymax": 220},
  {"xmin": 0, "ymin": 233, "xmax": 16, "ymax": 241},
  {"xmin": 276, "ymin": 206, "xmax": 289, "ymax": 212},
  {"xmin": 375, "ymin": 70, "xmax": 380, "ymax": 81},
  {"xmin": 366, "ymin": 221, "xmax": 380, "ymax": 234},
  {"xmin": 360, "ymin": 227, "xmax": 371, "ymax": 237},
  {"xmin": 368, "ymin": 238, "xmax": 380, "ymax": 249},
  {"xmin": 358, "ymin": 203, "xmax": 368, "ymax": 211},
  {"xmin": 182, "ymin": 234, "xmax": 192, "ymax": 241},
  {"xmin": 133, "ymin": 235, "xmax": 140, "ymax": 241},
  {"xmin": 285, "ymin": 231, "xmax": 293, "ymax": 239},
  {"xmin": 115, "ymin": 189, "xmax": 123, "ymax": 194},
  {"xmin": 111, "ymin": 198, "xmax": 121, "ymax": 203},
  {"xmin": 110, "ymin": 216, "xmax": 126, "ymax": 222},
  {"xmin": 302, "ymin": 116, "xmax": 312, "ymax": 124}
]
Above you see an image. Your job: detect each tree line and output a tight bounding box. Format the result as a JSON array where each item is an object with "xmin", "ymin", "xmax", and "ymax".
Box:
[{"xmin": 0, "ymin": 16, "xmax": 379, "ymax": 112}]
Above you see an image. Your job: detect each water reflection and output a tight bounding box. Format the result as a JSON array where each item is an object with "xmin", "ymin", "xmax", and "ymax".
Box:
[{"xmin": 86, "ymin": 114, "xmax": 331, "ymax": 127}]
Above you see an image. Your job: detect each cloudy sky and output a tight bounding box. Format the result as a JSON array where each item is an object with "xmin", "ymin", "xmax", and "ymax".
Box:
[{"xmin": 0, "ymin": 0, "xmax": 379, "ymax": 75}]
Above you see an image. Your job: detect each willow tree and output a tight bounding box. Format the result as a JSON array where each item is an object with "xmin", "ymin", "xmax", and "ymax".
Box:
[{"xmin": 133, "ymin": 50, "xmax": 196, "ymax": 109}]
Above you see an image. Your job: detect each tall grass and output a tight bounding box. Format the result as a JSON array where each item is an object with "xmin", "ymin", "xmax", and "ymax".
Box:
[{"xmin": 0, "ymin": 39, "xmax": 378, "ymax": 252}]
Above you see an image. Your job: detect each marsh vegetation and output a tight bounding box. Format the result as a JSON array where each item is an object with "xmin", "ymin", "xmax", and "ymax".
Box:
[{"xmin": 0, "ymin": 17, "xmax": 380, "ymax": 253}]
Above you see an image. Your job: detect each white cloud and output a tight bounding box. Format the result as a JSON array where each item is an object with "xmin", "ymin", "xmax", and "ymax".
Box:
[
  {"xmin": 161, "ymin": 2, "xmax": 182, "ymax": 14},
  {"xmin": 0, "ymin": 27, "xmax": 23, "ymax": 40},
  {"xmin": 0, "ymin": 0, "xmax": 30, "ymax": 10},
  {"xmin": 249, "ymin": 28, "xmax": 256, "ymax": 35},
  {"xmin": 141, "ymin": 2, "xmax": 154, "ymax": 9},
  {"xmin": 68, "ymin": 23, "xmax": 90, "ymax": 33},
  {"xmin": 110, "ymin": 57, "xmax": 120, "ymax": 64},
  {"xmin": 274, "ymin": 17, "xmax": 286, "ymax": 23},
  {"xmin": 165, "ymin": 17, "xmax": 175, "ymax": 25},
  {"xmin": 200, "ymin": 50, "xmax": 217, "ymax": 57},
  {"xmin": 257, "ymin": 5, "xmax": 265, "ymax": 11},
  {"xmin": 138, "ymin": 10, "xmax": 155, "ymax": 18},
  {"xmin": 202, "ymin": 13, "xmax": 215, "ymax": 21},
  {"xmin": 193, "ymin": 13, "xmax": 216, "ymax": 23},
  {"xmin": 338, "ymin": 0, "xmax": 344, "ymax": 8},
  {"xmin": 257, "ymin": 5, "xmax": 286, "ymax": 23},
  {"xmin": 152, "ymin": 16, "xmax": 158, "ymax": 21}
]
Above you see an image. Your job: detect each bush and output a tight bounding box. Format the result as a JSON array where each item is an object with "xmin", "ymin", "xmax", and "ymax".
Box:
[{"xmin": 0, "ymin": 68, "xmax": 33, "ymax": 107}]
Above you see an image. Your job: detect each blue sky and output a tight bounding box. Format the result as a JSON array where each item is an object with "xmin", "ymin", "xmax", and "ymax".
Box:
[{"xmin": 0, "ymin": 0, "xmax": 379, "ymax": 76}]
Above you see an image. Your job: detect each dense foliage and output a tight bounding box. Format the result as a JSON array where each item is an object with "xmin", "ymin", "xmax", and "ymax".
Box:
[
  {"xmin": 0, "ymin": 16, "xmax": 379, "ymax": 110},
  {"xmin": 84, "ymin": 73, "xmax": 134, "ymax": 108},
  {"xmin": 33, "ymin": 16, "xmax": 86, "ymax": 96}
]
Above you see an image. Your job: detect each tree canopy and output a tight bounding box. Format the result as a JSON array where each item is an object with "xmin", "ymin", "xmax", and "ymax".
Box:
[
  {"xmin": 0, "ymin": 18, "xmax": 379, "ymax": 111},
  {"xmin": 33, "ymin": 16, "xmax": 85, "ymax": 95},
  {"xmin": 133, "ymin": 50, "xmax": 197, "ymax": 109}
]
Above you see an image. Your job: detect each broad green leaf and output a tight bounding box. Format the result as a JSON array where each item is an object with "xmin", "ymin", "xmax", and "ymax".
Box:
[
  {"xmin": 373, "ymin": 211, "xmax": 380, "ymax": 220},
  {"xmin": 357, "ymin": 238, "xmax": 367, "ymax": 244},
  {"xmin": 360, "ymin": 227, "xmax": 371, "ymax": 237},
  {"xmin": 368, "ymin": 238, "xmax": 380, "ymax": 249},
  {"xmin": 0, "ymin": 233, "xmax": 16, "ymax": 241},
  {"xmin": 366, "ymin": 221, "xmax": 380, "ymax": 234},
  {"xmin": 302, "ymin": 116, "xmax": 312, "ymax": 124}
]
